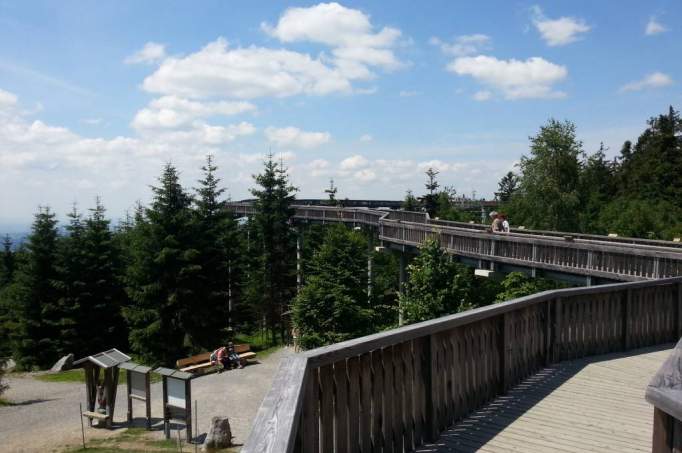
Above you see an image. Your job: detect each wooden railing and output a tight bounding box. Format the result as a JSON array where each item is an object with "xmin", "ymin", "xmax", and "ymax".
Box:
[
  {"xmin": 243, "ymin": 277, "xmax": 682, "ymax": 453},
  {"xmin": 227, "ymin": 203, "xmax": 682, "ymax": 282},
  {"xmin": 646, "ymin": 338, "xmax": 682, "ymax": 453}
]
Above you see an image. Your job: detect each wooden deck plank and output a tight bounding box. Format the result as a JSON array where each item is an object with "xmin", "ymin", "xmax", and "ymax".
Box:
[{"xmin": 417, "ymin": 345, "xmax": 672, "ymax": 453}]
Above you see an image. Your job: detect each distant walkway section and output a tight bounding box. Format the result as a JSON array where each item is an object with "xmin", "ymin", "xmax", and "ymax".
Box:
[{"xmin": 417, "ymin": 345, "xmax": 671, "ymax": 453}]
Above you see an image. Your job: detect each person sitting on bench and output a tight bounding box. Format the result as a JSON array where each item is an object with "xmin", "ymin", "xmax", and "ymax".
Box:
[{"xmin": 210, "ymin": 343, "xmax": 243, "ymax": 372}]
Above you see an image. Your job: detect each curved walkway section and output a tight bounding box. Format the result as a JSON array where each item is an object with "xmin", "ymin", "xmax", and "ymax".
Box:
[
  {"xmin": 227, "ymin": 203, "xmax": 682, "ymax": 282},
  {"xmin": 417, "ymin": 345, "xmax": 672, "ymax": 453}
]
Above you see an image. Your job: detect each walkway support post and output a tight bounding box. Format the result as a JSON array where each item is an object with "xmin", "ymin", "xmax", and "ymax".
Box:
[
  {"xmin": 367, "ymin": 227, "xmax": 373, "ymax": 301},
  {"xmin": 399, "ymin": 252, "xmax": 407, "ymax": 326},
  {"xmin": 296, "ymin": 227, "xmax": 302, "ymax": 292}
]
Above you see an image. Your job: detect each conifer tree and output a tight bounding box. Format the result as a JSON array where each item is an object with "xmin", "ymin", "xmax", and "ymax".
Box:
[
  {"xmin": 0, "ymin": 235, "xmax": 15, "ymax": 288},
  {"xmin": 248, "ymin": 156, "xmax": 297, "ymax": 344},
  {"xmin": 402, "ymin": 190, "xmax": 420, "ymax": 211},
  {"xmin": 80, "ymin": 199, "xmax": 127, "ymax": 354},
  {"xmin": 11, "ymin": 207, "xmax": 61, "ymax": 369},
  {"xmin": 124, "ymin": 164, "xmax": 198, "ymax": 366},
  {"xmin": 190, "ymin": 156, "xmax": 242, "ymax": 348},
  {"xmin": 54, "ymin": 207, "xmax": 86, "ymax": 356},
  {"xmin": 292, "ymin": 225, "xmax": 372, "ymax": 349},
  {"xmin": 421, "ymin": 168, "xmax": 440, "ymax": 217}
]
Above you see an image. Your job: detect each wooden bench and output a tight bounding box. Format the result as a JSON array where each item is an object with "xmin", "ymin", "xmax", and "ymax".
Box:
[
  {"xmin": 177, "ymin": 345, "xmax": 257, "ymax": 373},
  {"xmin": 82, "ymin": 410, "xmax": 109, "ymax": 421}
]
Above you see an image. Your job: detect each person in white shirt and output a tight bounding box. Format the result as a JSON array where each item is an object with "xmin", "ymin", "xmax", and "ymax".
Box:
[{"xmin": 501, "ymin": 214, "xmax": 510, "ymax": 233}]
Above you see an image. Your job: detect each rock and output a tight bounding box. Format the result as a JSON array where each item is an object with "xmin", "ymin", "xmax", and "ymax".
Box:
[
  {"xmin": 50, "ymin": 353, "xmax": 74, "ymax": 372},
  {"xmin": 202, "ymin": 416, "xmax": 232, "ymax": 451},
  {"xmin": 1, "ymin": 359, "xmax": 15, "ymax": 372}
]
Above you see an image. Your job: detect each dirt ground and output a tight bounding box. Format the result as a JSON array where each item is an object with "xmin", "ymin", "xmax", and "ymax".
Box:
[{"xmin": 0, "ymin": 347, "xmax": 291, "ymax": 452}]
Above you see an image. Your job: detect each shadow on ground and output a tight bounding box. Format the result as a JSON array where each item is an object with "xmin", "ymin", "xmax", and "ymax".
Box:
[{"xmin": 416, "ymin": 344, "xmax": 672, "ymax": 453}]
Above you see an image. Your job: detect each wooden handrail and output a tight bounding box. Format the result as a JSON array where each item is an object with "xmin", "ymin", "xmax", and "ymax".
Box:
[{"xmin": 244, "ymin": 277, "xmax": 682, "ymax": 453}]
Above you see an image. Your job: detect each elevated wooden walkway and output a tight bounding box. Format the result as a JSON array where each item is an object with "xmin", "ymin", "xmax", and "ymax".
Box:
[
  {"xmin": 228, "ymin": 203, "xmax": 682, "ymax": 283},
  {"xmin": 418, "ymin": 345, "xmax": 672, "ymax": 453}
]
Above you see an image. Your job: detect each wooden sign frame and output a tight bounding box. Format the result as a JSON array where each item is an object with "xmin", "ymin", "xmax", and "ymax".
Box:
[
  {"xmin": 119, "ymin": 361, "xmax": 152, "ymax": 429},
  {"xmin": 154, "ymin": 367, "xmax": 193, "ymax": 442}
]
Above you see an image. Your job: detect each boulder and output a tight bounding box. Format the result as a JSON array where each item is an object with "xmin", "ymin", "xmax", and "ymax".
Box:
[
  {"xmin": 50, "ymin": 353, "xmax": 74, "ymax": 372},
  {"xmin": 202, "ymin": 416, "xmax": 232, "ymax": 451},
  {"xmin": 1, "ymin": 359, "xmax": 15, "ymax": 372}
]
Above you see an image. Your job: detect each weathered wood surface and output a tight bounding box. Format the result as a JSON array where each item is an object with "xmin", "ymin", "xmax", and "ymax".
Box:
[
  {"xmin": 243, "ymin": 277, "xmax": 682, "ymax": 453},
  {"xmin": 227, "ymin": 203, "xmax": 682, "ymax": 282},
  {"xmin": 646, "ymin": 338, "xmax": 682, "ymax": 452},
  {"xmin": 418, "ymin": 345, "xmax": 672, "ymax": 453}
]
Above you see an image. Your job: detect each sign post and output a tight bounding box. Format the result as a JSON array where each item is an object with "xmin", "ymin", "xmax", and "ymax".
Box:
[
  {"xmin": 154, "ymin": 367, "xmax": 193, "ymax": 442},
  {"xmin": 119, "ymin": 361, "xmax": 152, "ymax": 429}
]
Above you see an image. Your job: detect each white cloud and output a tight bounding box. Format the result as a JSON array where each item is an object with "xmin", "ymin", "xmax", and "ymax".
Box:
[
  {"xmin": 430, "ymin": 34, "xmax": 491, "ymax": 57},
  {"xmin": 265, "ymin": 126, "xmax": 331, "ymax": 149},
  {"xmin": 399, "ymin": 90, "xmax": 419, "ymax": 97},
  {"xmin": 132, "ymin": 95, "xmax": 256, "ymax": 130},
  {"xmin": 0, "ymin": 88, "xmax": 18, "ymax": 110},
  {"xmin": 448, "ymin": 55, "xmax": 567, "ymax": 100},
  {"xmin": 125, "ymin": 42, "xmax": 167, "ymax": 64},
  {"xmin": 620, "ymin": 72, "xmax": 674, "ymax": 92},
  {"xmin": 531, "ymin": 6, "xmax": 590, "ymax": 46},
  {"xmin": 82, "ymin": 118, "xmax": 102, "ymax": 125},
  {"xmin": 359, "ymin": 133, "xmax": 373, "ymax": 142},
  {"xmin": 340, "ymin": 154, "xmax": 369, "ymax": 170},
  {"xmin": 143, "ymin": 38, "xmax": 355, "ymax": 99},
  {"xmin": 353, "ymin": 168, "xmax": 376, "ymax": 182},
  {"xmin": 262, "ymin": 2, "xmax": 403, "ymax": 80},
  {"xmin": 473, "ymin": 90, "xmax": 492, "ymax": 101},
  {"xmin": 645, "ymin": 17, "xmax": 668, "ymax": 36}
]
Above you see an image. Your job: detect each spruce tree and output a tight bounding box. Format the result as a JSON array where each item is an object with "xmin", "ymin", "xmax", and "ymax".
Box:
[
  {"xmin": 80, "ymin": 199, "xmax": 127, "ymax": 354},
  {"xmin": 421, "ymin": 168, "xmax": 440, "ymax": 217},
  {"xmin": 402, "ymin": 190, "xmax": 420, "ymax": 211},
  {"xmin": 190, "ymin": 156, "xmax": 242, "ymax": 349},
  {"xmin": 11, "ymin": 207, "xmax": 61, "ymax": 369},
  {"xmin": 54, "ymin": 207, "xmax": 86, "ymax": 356},
  {"xmin": 292, "ymin": 225, "xmax": 372, "ymax": 349},
  {"xmin": 124, "ymin": 164, "xmax": 198, "ymax": 366},
  {"xmin": 0, "ymin": 235, "xmax": 15, "ymax": 288},
  {"xmin": 248, "ymin": 156, "xmax": 297, "ymax": 344}
]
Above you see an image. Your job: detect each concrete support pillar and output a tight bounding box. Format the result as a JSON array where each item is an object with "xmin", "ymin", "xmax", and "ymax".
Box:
[{"xmin": 398, "ymin": 251, "xmax": 407, "ymax": 326}]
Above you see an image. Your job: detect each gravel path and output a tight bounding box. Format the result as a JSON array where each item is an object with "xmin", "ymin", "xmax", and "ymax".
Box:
[{"xmin": 0, "ymin": 347, "xmax": 292, "ymax": 452}]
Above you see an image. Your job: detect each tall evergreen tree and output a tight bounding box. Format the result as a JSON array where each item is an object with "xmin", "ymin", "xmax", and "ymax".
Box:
[
  {"xmin": 399, "ymin": 239, "xmax": 483, "ymax": 324},
  {"xmin": 618, "ymin": 106, "xmax": 682, "ymax": 205},
  {"xmin": 190, "ymin": 156, "xmax": 242, "ymax": 349},
  {"xmin": 247, "ymin": 156, "xmax": 297, "ymax": 344},
  {"xmin": 124, "ymin": 164, "xmax": 198, "ymax": 366},
  {"xmin": 10, "ymin": 207, "xmax": 61, "ymax": 369},
  {"xmin": 53, "ymin": 207, "xmax": 86, "ymax": 356},
  {"xmin": 496, "ymin": 171, "xmax": 519, "ymax": 203},
  {"xmin": 421, "ymin": 168, "xmax": 440, "ymax": 217},
  {"xmin": 324, "ymin": 178, "xmax": 338, "ymax": 205},
  {"xmin": 0, "ymin": 235, "xmax": 15, "ymax": 288},
  {"xmin": 80, "ymin": 199, "xmax": 127, "ymax": 354},
  {"xmin": 402, "ymin": 190, "xmax": 420, "ymax": 211},
  {"xmin": 578, "ymin": 143, "xmax": 616, "ymax": 233},
  {"xmin": 292, "ymin": 225, "xmax": 372, "ymax": 349}
]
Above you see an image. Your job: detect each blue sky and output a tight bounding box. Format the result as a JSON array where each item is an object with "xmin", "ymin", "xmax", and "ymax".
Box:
[{"xmin": 0, "ymin": 1, "xmax": 680, "ymax": 229}]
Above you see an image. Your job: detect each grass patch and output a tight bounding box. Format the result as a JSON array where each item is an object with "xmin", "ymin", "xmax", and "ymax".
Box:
[
  {"xmin": 35, "ymin": 368, "xmax": 85, "ymax": 383},
  {"xmin": 234, "ymin": 332, "xmax": 284, "ymax": 360},
  {"xmin": 35, "ymin": 369, "xmax": 161, "ymax": 385},
  {"xmin": 0, "ymin": 397, "xmax": 14, "ymax": 406}
]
